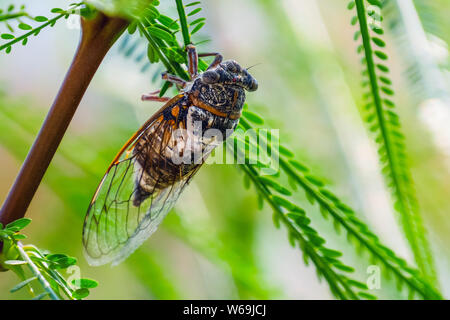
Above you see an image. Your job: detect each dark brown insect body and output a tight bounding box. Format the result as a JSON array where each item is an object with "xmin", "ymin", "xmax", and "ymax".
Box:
[{"xmin": 83, "ymin": 46, "xmax": 257, "ymax": 266}]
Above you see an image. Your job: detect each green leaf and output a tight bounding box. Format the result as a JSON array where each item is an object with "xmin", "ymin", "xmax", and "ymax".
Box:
[
  {"xmin": 32, "ymin": 292, "xmax": 49, "ymax": 300},
  {"xmin": 34, "ymin": 16, "xmax": 49, "ymax": 22},
  {"xmin": 306, "ymin": 233, "xmax": 326, "ymax": 247},
  {"xmin": 147, "ymin": 44, "xmax": 159, "ymax": 63},
  {"xmin": 319, "ymin": 189, "xmax": 339, "ymax": 203},
  {"xmin": 71, "ymin": 278, "xmax": 98, "ymax": 289},
  {"xmin": 4, "ymin": 260, "xmax": 27, "ymax": 266},
  {"xmin": 161, "ymin": 47, "xmax": 185, "ymax": 64},
  {"xmin": 186, "ymin": 1, "xmax": 201, "ymax": 6},
  {"xmin": 372, "ymin": 27, "xmax": 384, "ymax": 35},
  {"xmin": 336, "ymin": 203, "xmax": 354, "ymax": 214},
  {"xmin": 157, "ymin": 14, "xmax": 179, "ymax": 30},
  {"xmin": 50, "ymin": 8, "xmax": 64, "ymax": 13},
  {"xmin": 73, "ymin": 288, "xmax": 90, "ymax": 299},
  {"xmin": 45, "ymin": 253, "xmax": 68, "ymax": 261},
  {"xmin": 272, "ymin": 195, "xmax": 303, "ymax": 213},
  {"xmin": 287, "ymin": 213, "xmax": 310, "ymax": 227},
  {"xmin": 319, "ymin": 247, "xmax": 343, "ymax": 258},
  {"xmin": 147, "ymin": 26, "xmax": 174, "ymax": 42},
  {"xmin": 6, "ymin": 218, "xmax": 32, "ymax": 231},
  {"xmin": 305, "ymin": 175, "xmax": 324, "ymax": 187},
  {"xmin": 381, "ymin": 86, "xmax": 394, "ymax": 95},
  {"xmin": 12, "ymin": 234, "xmax": 27, "ymax": 240},
  {"xmin": 347, "ymin": 279, "xmax": 368, "ymax": 290},
  {"xmin": 188, "ymin": 8, "xmax": 202, "ymax": 16},
  {"xmin": 18, "ymin": 23, "xmax": 32, "ymax": 30},
  {"xmin": 190, "ymin": 17, "xmax": 206, "ymax": 26},
  {"xmin": 191, "ymin": 22, "xmax": 204, "ymax": 35},
  {"xmin": 10, "ymin": 277, "xmax": 37, "ymax": 293},
  {"xmin": 376, "ymin": 64, "xmax": 389, "ymax": 73},
  {"xmin": 242, "ymin": 111, "xmax": 264, "ymax": 125},
  {"xmin": 127, "ymin": 22, "xmax": 137, "ymax": 34},
  {"xmin": 372, "ymin": 37, "xmax": 385, "ymax": 47},
  {"xmin": 272, "ymin": 212, "xmax": 280, "ymax": 229},
  {"xmin": 289, "ymin": 160, "xmax": 308, "ymax": 172},
  {"xmin": 1, "ymin": 33, "xmax": 15, "ymax": 40},
  {"xmin": 367, "ymin": 0, "xmax": 382, "ymax": 7},
  {"xmin": 379, "ymin": 76, "xmax": 391, "ymax": 85},
  {"xmin": 358, "ymin": 292, "xmax": 377, "ymax": 300},
  {"xmin": 333, "ymin": 263, "xmax": 354, "ymax": 273},
  {"xmin": 279, "ymin": 146, "xmax": 294, "ymax": 158},
  {"xmin": 52, "ymin": 257, "xmax": 77, "ymax": 269},
  {"xmin": 374, "ymin": 51, "xmax": 388, "ymax": 60}
]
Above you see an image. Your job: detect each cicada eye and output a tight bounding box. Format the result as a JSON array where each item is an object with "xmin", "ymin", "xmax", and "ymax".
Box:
[
  {"xmin": 248, "ymin": 78, "xmax": 258, "ymax": 92},
  {"xmin": 224, "ymin": 60, "xmax": 241, "ymax": 73},
  {"xmin": 202, "ymin": 70, "xmax": 220, "ymax": 84}
]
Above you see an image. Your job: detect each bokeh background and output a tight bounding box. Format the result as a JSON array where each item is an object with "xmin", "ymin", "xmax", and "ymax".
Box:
[{"xmin": 0, "ymin": 0, "xmax": 449, "ymax": 299}]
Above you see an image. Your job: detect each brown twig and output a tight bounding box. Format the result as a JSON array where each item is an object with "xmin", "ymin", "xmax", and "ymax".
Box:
[{"xmin": 0, "ymin": 12, "xmax": 128, "ymax": 226}]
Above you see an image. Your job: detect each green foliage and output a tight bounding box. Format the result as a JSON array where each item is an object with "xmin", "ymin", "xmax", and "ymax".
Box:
[
  {"xmin": 86, "ymin": 0, "xmax": 158, "ymax": 19},
  {"xmin": 128, "ymin": 0, "xmax": 371, "ymax": 299},
  {"xmin": 237, "ymin": 116, "xmax": 441, "ymax": 300},
  {"xmin": 0, "ymin": 0, "xmax": 445, "ymax": 300},
  {"xmin": 0, "ymin": 218, "xmax": 98, "ymax": 300},
  {"xmin": 347, "ymin": 0, "xmax": 438, "ymax": 285},
  {"xmin": 117, "ymin": 0, "xmax": 442, "ymax": 299},
  {"xmin": 0, "ymin": 4, "xmax": 32, "ymax": 34},
  {"xmin": 238, "ymin": 157, "xmax": 372, "ymax": 300},
  {"xmin": 0, "ymin": 92, "xmax": 272, "ymax": 299},
  {"xmin": 0, "ymin": 3, "xmax": 83, "ymax": 54}
]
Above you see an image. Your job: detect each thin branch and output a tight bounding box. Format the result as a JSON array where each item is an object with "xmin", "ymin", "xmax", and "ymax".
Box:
[
  {"xmin": 15, "ymin": 242, "xmax": 59, "ymax": 300},
  {"xmin": 0, "ymin": 13, "xmax": 66, "ymax": 51},
  {"xmin": 175, "ymin": 0, "xmax": 191, "ymax": 46}
]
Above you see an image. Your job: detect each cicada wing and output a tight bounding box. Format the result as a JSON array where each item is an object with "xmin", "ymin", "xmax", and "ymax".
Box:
[
  {"xmin": 82, "ymin": 161, "xmax": 192, "ymax": 266},
  {"xmin": 82, "ymin": 98, "xmax": 199, "ymax": 266}
]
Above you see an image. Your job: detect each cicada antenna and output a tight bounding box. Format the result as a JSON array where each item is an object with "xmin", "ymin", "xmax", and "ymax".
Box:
[{"xmin": 246, "ymin": 63, "xmax": 262, "ymax": 70}]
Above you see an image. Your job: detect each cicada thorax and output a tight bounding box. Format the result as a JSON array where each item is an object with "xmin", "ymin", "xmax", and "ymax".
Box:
[
  {"xmin": 131, "ymin": 82, "xmax": 244, "ymax": 206},
  {"xmin": 189, "ymin": 79, "xmax": 246, "ymax": 126}
]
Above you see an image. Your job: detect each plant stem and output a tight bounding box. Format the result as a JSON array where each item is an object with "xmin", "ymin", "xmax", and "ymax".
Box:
[
  {"xmin": 354, "ymin": 0, "xmax": 436, "ymax": 284},
  {"xmin": 0, "ymin": 13, "xmax": 66, "ymax": 51},
  {"xmin": 137, "ymin": 22, "xmax": 175, "ymax": 73},
  {"xmin": 240, "ymin": 163, "xmax": 357, "ymax": 299},
  {"xmin": 0, "ymin": 12, "xmax": 128, "ymax": 226},
  {"xmin": 175, "ymin": 0, "xmax": 191, "ymax": 46},
  {"xmin": 0, "ymin": 12, "xmax": 29, "ymax": 22},
  {"xmin": 15, "ymin": 241, "xmax": 59, "ymax": 300},
  {"xmin": 238, "ymin": 117, "xmax": 441, "ymax": 299}
]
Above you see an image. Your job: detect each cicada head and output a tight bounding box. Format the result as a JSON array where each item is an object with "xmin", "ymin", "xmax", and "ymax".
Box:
[
  {"xmin": 189, "ymin": 60, "xmax": 258, "ymax": 116},
  {"xmin": 201, "ymin": 60, "xmax": 258, "ymax": 92}
]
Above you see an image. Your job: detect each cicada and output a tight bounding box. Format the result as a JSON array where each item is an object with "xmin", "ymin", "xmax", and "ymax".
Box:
[{"xmin": 82, "ymin": 45, "xmax": 258, "ymax": 266}]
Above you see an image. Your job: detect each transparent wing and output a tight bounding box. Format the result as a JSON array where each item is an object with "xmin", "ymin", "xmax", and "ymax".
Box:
[{"xmin": 82, "ymin": 98, "xmax": 200, "ymax": 266}]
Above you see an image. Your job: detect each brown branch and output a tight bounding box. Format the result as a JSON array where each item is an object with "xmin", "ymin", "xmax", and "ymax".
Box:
[{"xmin": 0, "ymin": 12, "xmax": 128, "ymax": 226}]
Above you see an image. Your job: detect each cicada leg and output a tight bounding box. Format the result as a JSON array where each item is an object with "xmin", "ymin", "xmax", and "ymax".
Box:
[
  {"xmin": 141, "ymin": 89, "xmax": 171, "ymax": 102},
  {"xmin": 142, "ymin": 70, "xmax": 188, "ymax": 101},
  {"xmin": 162, "ymin": 72, "xmax": 187, "ymax": 88},
  {"xmin": 186, "ymin": 44, "xmax": 199, "ymax": 79},
  {"xmin": 199, "ymin": 52, "xmax": 223, "ymax": 70},
  {"xmin": 187, "ymin": 44, "xmax": 224, "ymax": 74}
]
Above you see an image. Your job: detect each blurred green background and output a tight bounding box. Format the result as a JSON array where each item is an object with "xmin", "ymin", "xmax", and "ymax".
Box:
[{"xmin": 0, "ymin": 0, "xmax": 449, "ymax": 299}]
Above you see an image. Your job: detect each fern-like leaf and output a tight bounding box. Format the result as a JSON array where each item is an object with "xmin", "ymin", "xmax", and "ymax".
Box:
[
  {"xmin": 348, "ymin": 0, "xmax": 438, "ymax": 285},
  {"xmin": 0, "ymin": 3, "xmax": 83, "ymax": 54}
]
